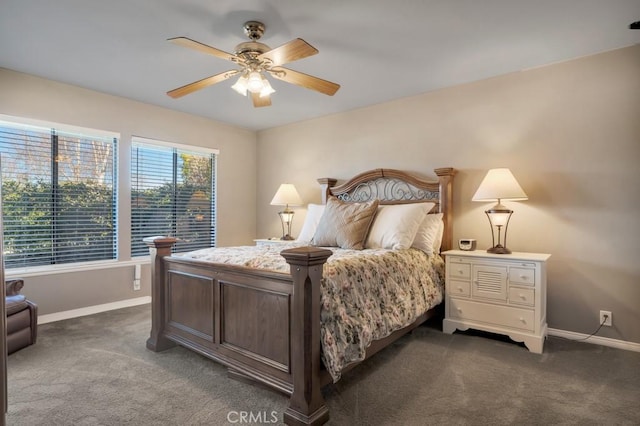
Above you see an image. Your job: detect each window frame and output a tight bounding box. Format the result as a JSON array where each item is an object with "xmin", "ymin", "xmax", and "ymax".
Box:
[
  {"xmin": 130, "ymin": 136, "xmax": 218, "ymax": 258},
  {"xmin": 0, "ymin": 114, "xmax": 119, "ymax": 272},
  {"xmin": 0, "ymin": 116, "xmax": 220, "ymax": 276}
]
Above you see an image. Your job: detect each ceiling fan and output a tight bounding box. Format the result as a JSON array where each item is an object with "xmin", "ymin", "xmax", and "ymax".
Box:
[{"xmin": 166, "ymin": 21, "xmax": 340, "ymax": 107}]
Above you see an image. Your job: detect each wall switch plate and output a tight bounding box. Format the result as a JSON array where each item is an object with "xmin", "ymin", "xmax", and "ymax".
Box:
[{"xmin": 133, "ymin": 264, "xmax": 141, "ymax": 291}]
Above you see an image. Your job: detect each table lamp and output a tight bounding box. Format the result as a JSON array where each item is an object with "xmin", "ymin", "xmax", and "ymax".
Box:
[
  {"xmin": 472, "ymin": 168, "xmax": 528, "ymax": 254},
  {"xmin": 270, "ymin": 183, "xmax": 303, "ymax": 240}
]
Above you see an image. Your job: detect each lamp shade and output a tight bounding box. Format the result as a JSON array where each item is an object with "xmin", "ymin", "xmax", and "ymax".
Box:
[
  {"xmin": 259, "ymin": 77, "xmax": 275, "ymax": 98},
  {"xmin": 231, "ymin": 75, "xmax": 249, "ymax": 96},
  {"xmin": 472, "ymin": 168, "xmax": 528, "ymax": 202},
  {"xmin": 247, "ymin": 71, "xmax": 264, "ymax": 93},
  {"xmin": 270, "ymin": 184, "xmax": 303, "ymax": 206}
]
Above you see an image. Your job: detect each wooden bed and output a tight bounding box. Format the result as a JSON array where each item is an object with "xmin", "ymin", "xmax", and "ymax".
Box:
[{"xmin": 144, "ymin": 167, "xmax": 455, "ymax": 426}]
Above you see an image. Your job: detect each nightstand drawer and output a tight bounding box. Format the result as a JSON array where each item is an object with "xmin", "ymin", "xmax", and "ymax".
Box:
[
  {"xmin": 509, "ymin": 267, "xmax": 535, "ymax": 286},
  {"xmin": 448, "ymin": 280, "xmax": 470, "ymax": 297},
  {"xmin": 509, "ymin": 287, "xmax": 535, "ymax": 306},
  {"xmin": 449, "ymin": 262, "xmax": 471, "ymax": 280},
  {"xmin": 449, "ymin": 298, "xmax": 535, "ymax": 332}
]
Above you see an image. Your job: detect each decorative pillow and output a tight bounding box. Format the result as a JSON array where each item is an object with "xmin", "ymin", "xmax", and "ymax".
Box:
[
  {"xmin": 433, "ymin": 215, "xmax": 445, "ymax": 252},
  {"xmin": 365, "ymin": 202, "xmax": 434, "ymax": 250},
  {"xmin": 296, "ymin": 204, "xmax": 326, "ymax": 243},
  {"xmin": 412, "ymin": 212, "xmax": 444, "ymax": 254},
  {"xmin": 311, "ymin": 197, "xmax": 379, "ymax": 250}
]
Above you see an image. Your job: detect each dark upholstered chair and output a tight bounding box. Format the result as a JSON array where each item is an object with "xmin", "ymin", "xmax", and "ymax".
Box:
[{"xmin": 6, "ymin": 279, "xmax": 37, "ymax": 354}]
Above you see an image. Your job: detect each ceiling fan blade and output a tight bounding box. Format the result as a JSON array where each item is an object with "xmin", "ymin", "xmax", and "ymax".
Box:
[
  {"xmin": 167, "ymin": 70, "xmax": 238, "ymax": 98},
  {"xmin": 258, "ymin": 38, "xmax": 318, "ymax": 66},
  {"xmin": 269, "ymin": 67, "xmax": 340, "ymax": 96},
  {"xmin": 251, "ymin": 92, "xmax": 272, "ymax": 108},
  {"xmin": 168, "ymin": 37, "xmax": 237, "ymax": 62}
]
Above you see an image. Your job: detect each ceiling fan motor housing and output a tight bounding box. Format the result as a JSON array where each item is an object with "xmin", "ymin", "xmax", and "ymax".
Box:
[
  {"xmin": 234, "ymin": 41, "xmax": 270, "ymax": 58},
  {"xmin": 235, "ymin": 22, "xmax": 270, "ymax": 59},
  {"xmin": 243, "ymin": 21, "xmax": 265, "ymax": 40}
]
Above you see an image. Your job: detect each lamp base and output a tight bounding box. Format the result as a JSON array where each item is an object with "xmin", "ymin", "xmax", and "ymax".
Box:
[
  {"xmin": 487, "ymin": 245, "xmax": 511, "ymax": 255},
  {"xmin": 281, "ymin": 235, "xmax": 294, "ymax": 241}
]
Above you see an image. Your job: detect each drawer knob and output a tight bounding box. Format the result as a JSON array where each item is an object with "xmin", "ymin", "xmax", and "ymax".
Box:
[
  {"xmin": 519, "ymin": 294, "xmax": 526, "ymax": 299},
  {"xmin": 519, "ymin": 317, "xmax": 526, "ymax": 323},
  {"xmin": 458, "ymin": 287, "xmax": 464, "ymax": 292},
  {"xmin": 457, "ymin": 308, "xmax": 462, "ymax": 313},
  {"xmin": 520, "ymin": 275, "xmax": 528, "ymax": 280},
  {"xmin": 458, "ymin": 269, "xmax": 464, "ymax": 274}
]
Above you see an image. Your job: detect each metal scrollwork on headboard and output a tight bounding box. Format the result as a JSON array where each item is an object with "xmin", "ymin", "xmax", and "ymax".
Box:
[
  {"xmin": 336, "ymin": 178, "xmax": 439, "ymax": 204},
  {"xmin": 317, "ymin": 167, "xmax": 456, "ymax": 251}
]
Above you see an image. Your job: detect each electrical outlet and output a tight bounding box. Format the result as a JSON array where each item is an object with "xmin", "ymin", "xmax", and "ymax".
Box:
[
  {"xmin": 133, "ymin": 279, "xmax": 141, "ymax": 291},
  {"xmin": 599, "ymin": 310, "xmax": 612, "ymax": 327}
]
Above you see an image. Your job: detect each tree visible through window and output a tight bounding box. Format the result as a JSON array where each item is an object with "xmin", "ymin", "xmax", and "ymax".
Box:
[
  {"xmin": 0, "ymin": 120, "xmax": 118, "ymax": 268},
  {"xmin": 130, "ymin": 139, "xmax": 216, "ymax": 256}
]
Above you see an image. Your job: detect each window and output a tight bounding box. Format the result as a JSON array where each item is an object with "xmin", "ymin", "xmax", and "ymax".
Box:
[
  {"xmin": 130, "ymin": 138, "xmax": 216, "ymax": 256},
  {"xmin": 0, "ymin": 118, "xmax": 118, "ymax": 269}
]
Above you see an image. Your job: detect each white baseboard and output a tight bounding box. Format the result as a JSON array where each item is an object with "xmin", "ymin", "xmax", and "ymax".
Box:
[
  {"xmin": 548, "ymin": 328, "xmax": 640, "ymax": 353},
  {"xmin": 38, "ymin": 296, "xmax": 151, "ymax": 325},
  {"xmin": 36, "ymin": 303, "xmax": 640, "ymax": 353}
]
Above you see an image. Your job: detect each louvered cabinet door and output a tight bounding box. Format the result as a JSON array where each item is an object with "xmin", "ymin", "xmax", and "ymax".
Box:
[
  {"xmin": 442, "ymin": 250, "xmax": 550, "ymax": 354},
  {"xmin": 472, "ymin": 265, "xmax": 507, "ymax": 301}
]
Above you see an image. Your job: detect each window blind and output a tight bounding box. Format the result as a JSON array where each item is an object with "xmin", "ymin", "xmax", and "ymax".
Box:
[
  {"xmin": 0, "ymin": 121, "xmax": 118, "ymax": 268},
  {"xmin": 131, "ymin": 139, "xmax": 216, "ymax": 256}
]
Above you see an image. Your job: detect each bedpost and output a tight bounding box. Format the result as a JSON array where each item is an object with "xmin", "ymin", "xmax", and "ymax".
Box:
[
  {"xmin": 281, "ymin": 247, "xmax": 332, "ymax": 426},
  {"xmin": 434, "ymin": 167, "xmax": 456, "ymax": 252},
  {"xmin": 144, "ymin": 236, "xmax": 178, "ymax": 352},
  {"xmin": 316, "ymin": 178, "xmax": 337, "ymax": 204}
]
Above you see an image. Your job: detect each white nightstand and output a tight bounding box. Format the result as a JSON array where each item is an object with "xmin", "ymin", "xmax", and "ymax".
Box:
[
  {"xmin": 442, "ymin": 249, "xmax": 551, "ymax": 353},
  {"xmin": 254, "ymin": 238, "xmax": 292, "ymax": 246}
]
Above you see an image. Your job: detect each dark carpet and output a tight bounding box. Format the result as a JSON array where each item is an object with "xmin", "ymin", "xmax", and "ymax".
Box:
[{"xmin": 7, "ymin": 304, "xmax": 640, "ymax": 425}]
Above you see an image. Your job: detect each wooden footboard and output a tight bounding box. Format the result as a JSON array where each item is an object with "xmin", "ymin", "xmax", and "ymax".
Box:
[{"xmin": 145, "ymin": 237, "xmax": 332, "ymax": 425}]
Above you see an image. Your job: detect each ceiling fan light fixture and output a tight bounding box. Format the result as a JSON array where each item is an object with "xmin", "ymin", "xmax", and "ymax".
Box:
[
  {"xmin": 260, "ymin": 77, "xmax": 275, "ymax": 98},
  {"xmin": 231, "ymin": 75, "xmax": 248, "ymax": 96},
  {"xmin": 247, "ymin": 71, "xmax": 265, "ymax": 93},
  {"xmin": 166, "ymin": 20, "xmax": 340, "ymax": 106}
]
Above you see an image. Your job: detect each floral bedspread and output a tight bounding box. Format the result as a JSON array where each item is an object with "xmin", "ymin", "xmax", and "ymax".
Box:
[{"xmin": 174, "ymin": 242, "xmax": 444, "ymax": 382}]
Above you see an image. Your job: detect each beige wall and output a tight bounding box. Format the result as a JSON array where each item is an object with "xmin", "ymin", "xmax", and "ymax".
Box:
[
  {"xmin": 1, "ymin": 44, "xmax": 639, "ymax": 344},
  {"xmin": 0, "ymin": 68, "xmax": 257, "ymax": 315},
  {"xmin": 257, "ymin": 45, "xmax": 640, "ymax": 344}
]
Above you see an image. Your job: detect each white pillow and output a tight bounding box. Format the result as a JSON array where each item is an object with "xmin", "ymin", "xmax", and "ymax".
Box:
[
  {"xmin": 296, "ymin": 204, "xmax": 326, "ymax": 243},
  {"xmin": 365, "ymin": 202, "xmax": 434, "ymax": 250},
  {"xmin": 433, "ymin": 216, "xmax": 444, "ymax": 252},
  {"xmin": 412, "ymin": 212, "xmax": 444, "ymax": 254}
]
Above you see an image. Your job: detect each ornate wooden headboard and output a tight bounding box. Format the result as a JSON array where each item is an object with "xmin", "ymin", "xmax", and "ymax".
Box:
[{"xmin": 317, "ymin": 167, "xmax": 456, "ymax": 252}]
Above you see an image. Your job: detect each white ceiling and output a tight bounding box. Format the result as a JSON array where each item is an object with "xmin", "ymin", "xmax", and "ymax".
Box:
[{"xmin": 1, "ymin": 1, "xmax": 639, "ymax": 131}]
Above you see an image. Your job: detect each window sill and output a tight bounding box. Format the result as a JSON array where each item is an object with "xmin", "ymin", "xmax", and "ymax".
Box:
[{"xmin": 5, "ymin": 257, "xmax": 150, "ymax": 279}]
